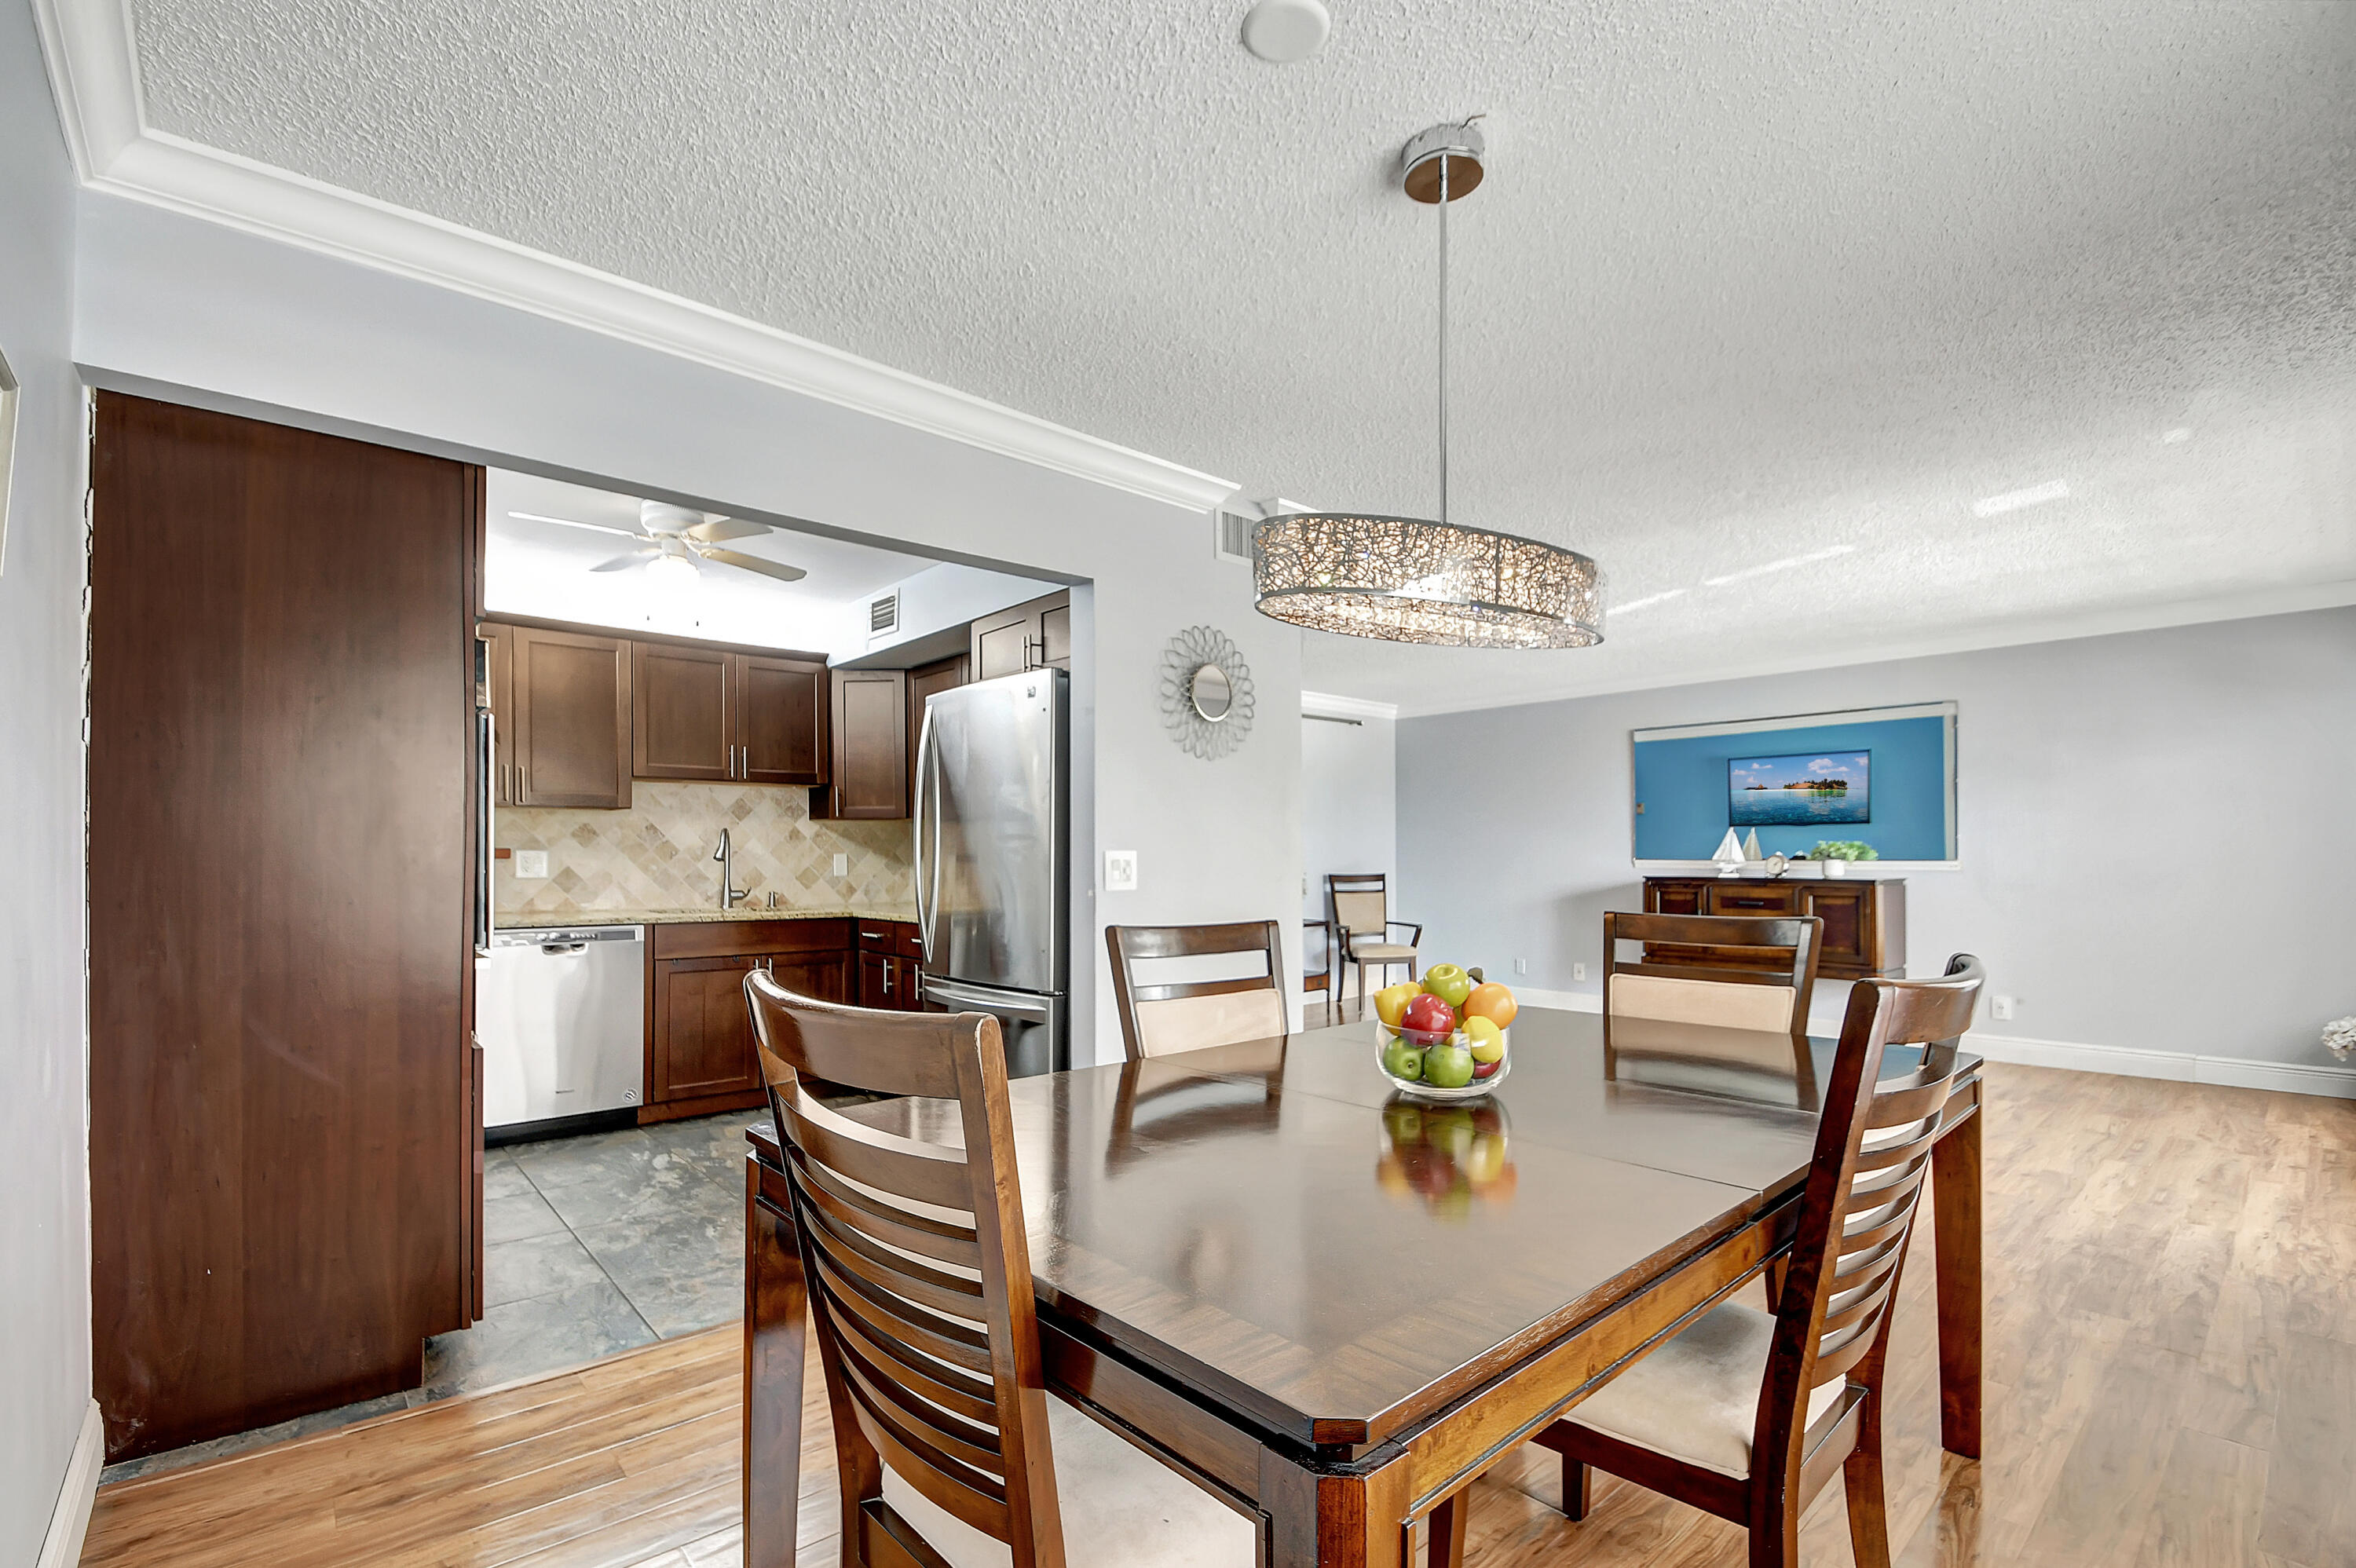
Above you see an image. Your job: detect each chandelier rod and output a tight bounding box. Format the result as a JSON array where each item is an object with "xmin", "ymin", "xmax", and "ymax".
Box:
[{"xmin": 1437, "ymin": 147, "xmax": 1450, "ymax": 528}]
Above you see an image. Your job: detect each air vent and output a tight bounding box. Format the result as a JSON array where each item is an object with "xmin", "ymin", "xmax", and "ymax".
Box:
[
  {"xmin": 1213, "ymin": 506, "xmax": 1258, "ymax": 566},
  {"xmin": 868, "ymin": 593, "xmax": 899, "ymax": 637}
]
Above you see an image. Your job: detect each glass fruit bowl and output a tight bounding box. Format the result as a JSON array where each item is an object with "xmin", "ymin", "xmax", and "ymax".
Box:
[{"xmin": 1374, "ymin": 1017, "xmax": 1510, "ymax": 1101}]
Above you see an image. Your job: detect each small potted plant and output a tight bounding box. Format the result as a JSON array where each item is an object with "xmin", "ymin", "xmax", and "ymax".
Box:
[
  {"xmin": 1809, "ymin": 840, "xmax": 1879, "ymax": 878},
  {"xmin": 2325, "ymin": 1015, "xmax": 2356, "ymax": 1063}
]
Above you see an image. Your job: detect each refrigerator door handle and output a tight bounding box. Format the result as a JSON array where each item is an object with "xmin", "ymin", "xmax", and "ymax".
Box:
[
  {"xmin": 913, "ymin": 704, "xmax": 941, "ymax": 966},
  {"xmin": 918, "ymin": 975, "xmax": 1052, "ymax": 1022},
  {"xmin": 474, "ymin": 708, "xmax": 494, "ymax": 957}
]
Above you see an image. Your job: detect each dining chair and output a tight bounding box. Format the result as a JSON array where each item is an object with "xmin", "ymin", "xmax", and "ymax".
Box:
[
  {"xmin": 1516, "ymin": 953, "xmax": 1985, "ymax": 1568},
  {"xmin": 1603, "ymin": 912, "xmax": 1824, "ymax": 1109},
  {"xmin": 1105, "ymin": 920, "xmax": 1290, "ymax": 1061},
  {"xmin": 744, "ymin": 971, "xmax": 1260, "ymax": 1568},
  {"xmin": 1301, "ymin": 917, "xmax": 1333, "ymax": 1026},
  {"xmin": 1326, "ymin": 872, "xmax": 1421, "ymax": 1021}
]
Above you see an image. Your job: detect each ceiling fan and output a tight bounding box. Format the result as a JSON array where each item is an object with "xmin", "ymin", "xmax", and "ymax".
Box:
[{"xmin": 505, "ymin": 500, "xmax": 808, "ymax": 585}]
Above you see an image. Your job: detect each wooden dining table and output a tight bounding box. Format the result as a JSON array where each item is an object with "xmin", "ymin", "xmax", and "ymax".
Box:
[{"xmin": 740, "ymin": 1007, "xmax": 1983, "ymax": 1566}]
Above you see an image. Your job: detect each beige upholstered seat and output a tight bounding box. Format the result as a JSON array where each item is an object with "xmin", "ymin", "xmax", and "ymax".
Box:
[
  {"xmin": 1568, "ymin": 1300, "xmax": 1845, "ymax": 1479},
  {"xmin": 884, "ymin": 1393, "xmax": 1258, "ymax": 1567},
  {"xmin": 1129, "ymin": 985, "xmax": 1287, "ymax": 1058},
  {"xmin": 1346, "ymin": 941, "xmax": 1417, "ymax": 963}
]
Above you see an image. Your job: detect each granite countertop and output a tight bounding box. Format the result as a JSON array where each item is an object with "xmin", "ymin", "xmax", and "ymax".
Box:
[{"xmin": 494, "ymin": 906, "xmax": 918, "ymax": 930}]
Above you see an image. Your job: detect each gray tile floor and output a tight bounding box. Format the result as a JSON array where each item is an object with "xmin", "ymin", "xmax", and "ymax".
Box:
[{"xmin": 101, "ymin": 1110, "xmax": 764, "ymax": 1485}]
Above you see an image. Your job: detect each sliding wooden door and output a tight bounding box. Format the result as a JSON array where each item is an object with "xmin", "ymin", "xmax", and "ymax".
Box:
[{"xmin": 88, "ymin": 393, "xmax": 480, "ymax": 1460}]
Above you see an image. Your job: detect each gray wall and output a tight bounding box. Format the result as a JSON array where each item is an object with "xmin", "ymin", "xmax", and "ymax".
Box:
[
  {"xmin": 72, "ymin": 187, "xmax": 1303, "ymax": 1067},
  {"xmin": 1301, "ymin": 711, "xmax": 1397, "ymax": 921},
  {"xmin": 0, "ymin": 0, "xmax": 93, "ymax": 1552},
  {"xmin": 1399, "ymin": 607, "xmax": 2356, "ymax": 1066}
]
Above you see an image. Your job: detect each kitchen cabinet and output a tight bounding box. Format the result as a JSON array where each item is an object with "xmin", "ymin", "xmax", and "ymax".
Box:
[
  {"xmin": 507, "ymin": 624, "xmax": 633, "ymax": 809},
  {"xmin": 815, "ymin": 667, "xmax": 909, "ymax": 820},
  {"xmin": 1640, "ymin": 875, "xmax": 1908, "ymax": 981},
  {"xmin": 481, "ymin": 623, "xmax": 516, "ymax": 803},
  {"xmin": 854, "ymin": 919, "xmax": 926, "ymax": 1011},
  {"xmin": 906, "ymin": 652, "xmax": 968, "ymax": 806},
  {"xmin": 631, "ymin": 642, "xmax": 828, "ymax": 785},
  {"xmin": 969, "ymin": 589, "xmax": 1070, "ymax": 681},
  {"xmin": 643, "ymin": 919, "xmax": 851, "ymax": 1121}
]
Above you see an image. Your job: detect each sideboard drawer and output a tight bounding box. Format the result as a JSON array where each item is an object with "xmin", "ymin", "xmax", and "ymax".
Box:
[{"xmin": 1705, "ymin": 883, "xmax": 1802, "ymax": 917}]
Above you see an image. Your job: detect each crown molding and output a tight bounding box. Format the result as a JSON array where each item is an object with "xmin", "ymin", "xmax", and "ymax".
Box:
[
  {"xmin": 1301, "ymin": 689, "xmax": 1399, "ymax": 722},
  {"xmin": 29, "ymin": 0, "xmax": 1238, "ymax": 516}
]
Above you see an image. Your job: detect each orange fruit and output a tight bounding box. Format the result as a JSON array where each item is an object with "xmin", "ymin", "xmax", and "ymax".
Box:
[{"xmin": 1463, "ymin": 982, "xmax": 1519, "ymax": 1029}]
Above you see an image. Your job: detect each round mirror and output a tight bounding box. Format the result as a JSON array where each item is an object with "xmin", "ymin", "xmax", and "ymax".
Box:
[{"xmin": 1189, "ymin": 663, "xmax": 1234, "ymax": 722}]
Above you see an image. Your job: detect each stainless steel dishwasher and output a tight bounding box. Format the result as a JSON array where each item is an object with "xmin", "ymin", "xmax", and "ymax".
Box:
[{"xmin": 480, "ymin": 925, "xmax": 646, "ymax": 1139}]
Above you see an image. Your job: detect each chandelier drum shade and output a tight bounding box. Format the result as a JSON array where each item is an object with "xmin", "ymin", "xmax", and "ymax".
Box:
[
  {"xmin": 1253, "ymin": 512, "xmax": 1601, "ymax": 648},
  {"xmin": 1253, "ymin": 120, "xmax": 1605, "ymax": 649}
]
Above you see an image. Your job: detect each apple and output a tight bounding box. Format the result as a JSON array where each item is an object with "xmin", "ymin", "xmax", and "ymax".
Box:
[
  {"xmin": 1463, "ymin": 982, "xmax": 1519, "ymax": 1029},
  {"xmin": 1424, "ymin": 1044, "xmax": 1476, "ymax": 1089},
  {"xmin": 1401, "ymin": 992, "xmax": 1457, "ymax": 1036},
  {"xmin": 1422, "ymin": 964, "xmax": 1475, "ymax": 1009},
  {"xmin": 1471, "ymin": 1054, "xmax": 1503, "ymax": 1080},
  {"xmin": 1373, "ymin": 981, "xmax": 1421, "ymax": 1029},
  {"xmin": 1462, "ymin": 1015, "xmax": 1505, "ymax": 1062},
  {"xmin": 1381, "ymin": 1039, "xmax": 1426, "ymax": 1083}
]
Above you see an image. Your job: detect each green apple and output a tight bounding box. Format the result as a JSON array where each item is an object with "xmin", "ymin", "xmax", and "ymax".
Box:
[
  {"xmin": 1423, "ymin": 1044, "xmax": 1476, "ymax": 1089},
  {"xmin": 1423, "ymin": 964, "xmax": 1475, "ymax": 1010},
  {"xmin": 1381, "ymin": 1039, "xmax": 1426, "ymax": 1083}
]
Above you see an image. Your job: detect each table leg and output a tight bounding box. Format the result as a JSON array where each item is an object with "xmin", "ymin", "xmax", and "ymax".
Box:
[
  {"xmin": 1261, "ymin": 1446, "xmax": 1413, "ymax": 1567},
  {"xmin": 745, "ymin": 1155, "xmax": 808, "ymax": 1568},
  {"xmin": 1930, "ymin": 1104, "xmax": 1982, "ymax": 1460}
]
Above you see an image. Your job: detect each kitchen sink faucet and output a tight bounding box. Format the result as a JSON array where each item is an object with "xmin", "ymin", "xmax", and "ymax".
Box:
[{"xmin": 713, "ymin": 829, "xmax": 753, "ymax": 910}]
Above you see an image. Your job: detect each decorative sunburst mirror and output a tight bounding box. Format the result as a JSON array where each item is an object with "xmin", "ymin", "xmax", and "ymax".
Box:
[{"xmin": 1158, "ymin": 626, "xmax": 1256, "ymax": 761}]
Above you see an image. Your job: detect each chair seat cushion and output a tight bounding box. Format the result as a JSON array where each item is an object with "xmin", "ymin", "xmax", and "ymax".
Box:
[
  {"xmin": 1558, "ymin": 1301, "xmax": 1845, "ymax": 1479},
  {"xmin": 1348, "ymin": 943, "xmax": 1417, "ymax": 962},
  {"xmin": 882, "ymin": 1391, "xmax": 1257, "ymax": 1566}
]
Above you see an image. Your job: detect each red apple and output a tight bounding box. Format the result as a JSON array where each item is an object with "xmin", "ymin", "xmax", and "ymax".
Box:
[{"xmin": 1401, "ymin": 992, "xmax": 1457, "ymax": 1036}]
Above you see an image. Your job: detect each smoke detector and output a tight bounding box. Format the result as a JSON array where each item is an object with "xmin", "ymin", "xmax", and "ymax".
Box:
[{"xmin": 1241, "ymin": 0, "xmax": 1330, "ymax": 64}]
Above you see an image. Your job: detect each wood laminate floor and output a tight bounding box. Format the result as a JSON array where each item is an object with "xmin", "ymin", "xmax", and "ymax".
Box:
[{"xmin": 79, "ymin": 1065, "xmax": 2355, "ymax": 1568}]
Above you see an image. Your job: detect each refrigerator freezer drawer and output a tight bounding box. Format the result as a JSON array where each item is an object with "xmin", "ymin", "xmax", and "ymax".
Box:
[{"xmin": 917, "ymin": 974, "xmax": 1067, "ymax": 1078}]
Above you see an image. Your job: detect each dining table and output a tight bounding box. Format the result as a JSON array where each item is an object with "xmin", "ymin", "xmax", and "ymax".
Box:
[{"xmin": 739, "ymin": 1007, "xmax": 1984, "ymax": 1567}]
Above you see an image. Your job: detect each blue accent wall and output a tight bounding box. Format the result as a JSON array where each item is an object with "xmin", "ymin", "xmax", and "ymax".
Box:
[{"xmin": 1633, "ymin": 714, "xmax": 1951, "ymax": 860}]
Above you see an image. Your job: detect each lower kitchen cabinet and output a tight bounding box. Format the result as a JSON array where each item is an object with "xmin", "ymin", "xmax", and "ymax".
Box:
[
  {"xmin": 643, "ymin": 919, "xmax": 851, "ymax": 1122},
  {"xmin": 854, "ymin": 919, "xmax": 927, "ymax": 1012}
]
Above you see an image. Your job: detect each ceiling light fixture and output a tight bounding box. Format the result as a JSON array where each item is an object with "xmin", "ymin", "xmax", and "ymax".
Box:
[
  {"xmin": 1970, "ymin": 479, "xmax": 2069, "ymax": 518},
  {"xmin": 644, "ymin": 550, "xmax": 701, "ymax": 590},
  {"xmin": 1253, "ymin": 122, "xmax": 1604, "ymax": 649},
  {"xmin": 1700, "ymin": 544, "xmax": 1857, "ymax": 588}
]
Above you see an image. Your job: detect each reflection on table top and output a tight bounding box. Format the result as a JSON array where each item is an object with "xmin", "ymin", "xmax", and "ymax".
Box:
[{"xmin": 775, "ymin": 1008, "xmax": 1977, "ymax": 1448}]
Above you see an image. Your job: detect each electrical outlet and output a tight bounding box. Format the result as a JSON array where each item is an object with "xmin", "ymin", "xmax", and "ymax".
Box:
[
  {"xmin": 831, "ymin": 853, "xmax": 848, "ymax": 877},
  {"xmin": 1104, "ymin": 850, "xmax": 1138, "ymax": 892},
  {"xmin": 1990, "ymin": 995, "xmax": 2016, "ymax": 1022},
  {"xmin": 1572, "ymin": 962, "xmax": 1586, "ymax": 982},
  {"xmin": 1515, "ymin": 958, "xmax": 1528, "ymax": 976},
  {"xmin": 513, "ymin": 850, "xmax": 548, "ymax": 879}
]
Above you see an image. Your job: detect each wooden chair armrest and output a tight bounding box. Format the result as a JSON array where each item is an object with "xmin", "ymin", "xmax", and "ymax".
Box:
[{"xmin": 1389, "ymin": 921, "xmax": 1424, "ymax": 945}]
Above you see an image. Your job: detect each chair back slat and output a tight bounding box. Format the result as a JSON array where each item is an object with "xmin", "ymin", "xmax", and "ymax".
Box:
[
  {"xmin": 1749, "ymin": 953, "xmax": 1982, "ymax": 1507},
  {"xmin": 1107, "ymin": 920, "xmax": 1290, "ymax": 1061},
  {"xmin": 747, "ymin": 971, "xmax": 1069, "ymax": 1566}
]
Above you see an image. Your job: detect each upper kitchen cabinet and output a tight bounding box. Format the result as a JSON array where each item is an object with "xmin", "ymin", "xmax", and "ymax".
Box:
[
  {"xmin": 632, "ymin": 641, "xmax": 827, "ymax": 787},
  {"xmin": 481, "ymin": 622, "xmax": 515, "ymax": 804},
  {"xmin": 817, "ymin": 667, "xmax": 908, "ymax": 820},
  {"xmin": 906, "ymin": 652, "xmax": 968, "ymax": 805},
  {"xmin": 510, "ymin": 625, "xmax": 632, "ymax": 809},
  {"xmin": 968, "ymin": 589, "xmax": 1070, "ymax": 681}
]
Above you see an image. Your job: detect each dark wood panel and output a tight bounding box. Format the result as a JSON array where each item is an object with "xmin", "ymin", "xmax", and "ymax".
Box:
[
  {"xmin": 1645, "ymin": 877, "xmax": 1906, "ymax": 980},
  {"xmin": 480, "ymin": 623, "xmax": 514, "ymax": 805},
  {"xmin": 737, "ymin": 652, "xmax": 827, "ymax": 786},
  {"xmin": 88, "ymin": 392, "xmax": 475, "ymax": 1461},
  {"xmin": 510, "ymin": 625, "xmax": 631, "ymax": 808},
  {"xmin": 653, "ymin": 956, "xmax": 764, "ymax": 1101},
  {"xmin": 823, "ymin": 667, "xmax": 907, "ymax": 819},
  {"xmin": 1703, "ymin": 881, "xmax": 1801, "ymax": 917},
  {"xmin": 1040, "ymin": 598, "xmax": 1072, "ymax": 670},
  {"xmin": 632, "ymin": 641, "xmax": 734, "ymax": 781},
  {"xmin": 651, "ymin": 917, "xmax": 853, "ymax": 961},
  {"xmin": 905, "ymin": 652, "xmax": 967, "ymax": 806},
  {"xmin": 968, "ymin": 589, "xmax": 1070, "ymax": 682}
]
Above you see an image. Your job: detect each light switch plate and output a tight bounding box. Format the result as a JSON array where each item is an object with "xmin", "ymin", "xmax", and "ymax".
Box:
[
  {"xmin": 1571, "ymin": 962, "xmax": 1585, "ymax": 981},
  {"xmin": 1104, "ymin": 850, "xmax": 1138, "ymax": 892},
  {"xmin": 513, "ymin": 850, "xmax": 548, "ymax": 879},
  {"xmin": 1516, "ymin": 958, "xmax": 1529, "ymax": 975},
  {"xmin": 832, "ymin": 853, "xmax": 849, "ymax": 877}
]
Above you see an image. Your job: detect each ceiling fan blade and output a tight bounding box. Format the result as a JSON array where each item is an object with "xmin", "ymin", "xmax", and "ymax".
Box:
[
  {"xmin": 686, "ymin": 517, "xmax": 770, "ymax": 543},
  {"xmin": 507, "ymin": 510, "xmax": 645, "ymax": 539},
  {"xmin": 695, "ymin": 547, "xmax": 807, "ymax": 583},
  {"xmin": 589, "ymin": 550, "xmax": 656, "ymax": 572}
]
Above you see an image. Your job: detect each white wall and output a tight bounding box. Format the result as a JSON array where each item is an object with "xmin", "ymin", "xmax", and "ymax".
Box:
[
  {"xmin": 1397, "ymin": 607, "xmax": 2356, "ymax": 1068},
  {"xmin": 845, "ymin": 560, "xmax": 1052, "ymax": 664},
  {"xmin": 0, "ymin": 0, "xmax": 94, "ymax": 1552},
  {"xmin": 71, "ymin": 189, "xmax": 1302, "ymax": 1069},
  {"xmin": 1300, "ymin": 699, "xmax": 1398, "ymax": 984}
]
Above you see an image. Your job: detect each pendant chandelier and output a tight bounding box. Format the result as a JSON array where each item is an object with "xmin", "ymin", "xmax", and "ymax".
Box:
[{"xmin": 1253, "ymin": 122, "xmax": 1604, "ymax": 649}]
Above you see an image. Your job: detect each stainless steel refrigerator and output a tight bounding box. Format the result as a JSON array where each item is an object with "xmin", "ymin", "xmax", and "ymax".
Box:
[{"xmin": 914, "ymin": 667, "xmax": 1069, "ymax": 1076}]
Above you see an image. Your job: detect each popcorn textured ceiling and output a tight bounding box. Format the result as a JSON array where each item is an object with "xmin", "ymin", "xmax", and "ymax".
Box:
[{"xmin": 126, "ymin": 0, "xmax": 2356, "ymax": 711}]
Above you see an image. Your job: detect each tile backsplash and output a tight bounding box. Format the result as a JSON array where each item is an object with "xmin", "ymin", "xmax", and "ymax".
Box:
[{"xmin": 496, "ymin": 780, "xmax": 914, "ymax": 918}]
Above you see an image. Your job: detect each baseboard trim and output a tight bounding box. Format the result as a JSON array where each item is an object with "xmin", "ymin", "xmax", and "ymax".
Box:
[
  {"xmin": 1961, "ymin": 1032, "xmax": 2356, "ymax": 1099},
  {"xmin": 37, "ymin": 1400, "xmax": 103, "ymax": 1568}
]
